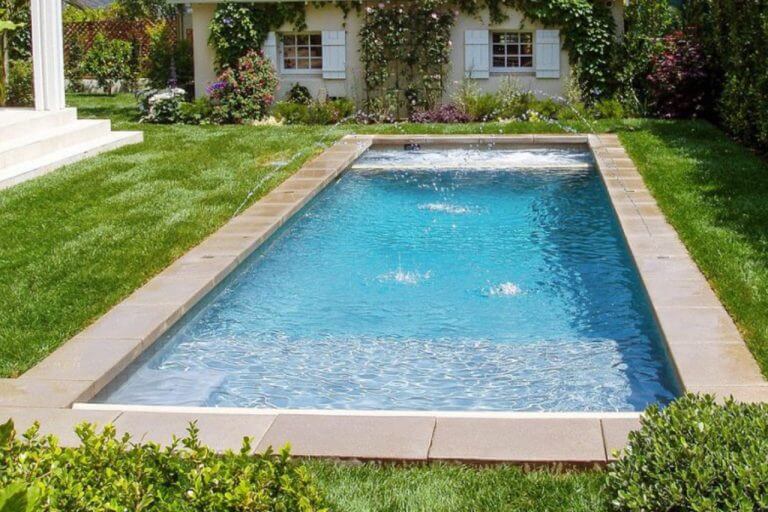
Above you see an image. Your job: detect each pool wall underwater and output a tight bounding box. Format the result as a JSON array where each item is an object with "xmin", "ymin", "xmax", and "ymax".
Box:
[{"xmin": 8, "ymin": 134, "xmax": 767, "ymax": 464}]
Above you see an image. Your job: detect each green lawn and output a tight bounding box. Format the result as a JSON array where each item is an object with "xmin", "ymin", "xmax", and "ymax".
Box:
[
  {"xmin": 308, "ymin": 461, "xmax": 609, "ymax": 512},
  {"xmin": 1, "ymin": 94, "xmax": 767, "ymax": 382}
]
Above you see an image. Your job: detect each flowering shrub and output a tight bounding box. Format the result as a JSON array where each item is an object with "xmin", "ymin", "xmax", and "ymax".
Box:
[
  {"xmin": 138, "ymin": 87, "xmax": 187, "ymax": 124},
  {"xmin": 409, "ymin": 103, "xmax": 470, "ymax": 123},
  {"xmin": 208, "ymin": 50, "xmax": 278, "ymax": 124},
  {"xmin": 646, "ymin": 31, "xmax": 712, "ymax": 119},
  {"xmin": 0, "ymin": 419, "xmax": 329, "ymax": 511}
]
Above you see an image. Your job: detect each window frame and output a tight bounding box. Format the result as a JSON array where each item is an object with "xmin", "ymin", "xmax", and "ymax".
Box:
[
  {"xmin": 279, "ymin": 32, "xmax": 323, "ymax": 75},
  {"xmin": 489, "ymin": 31, "xmax": 534, "ymax": 73}
]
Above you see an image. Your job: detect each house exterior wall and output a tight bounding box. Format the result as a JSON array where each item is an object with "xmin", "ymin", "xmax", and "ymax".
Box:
[{"xmin": 191, "ymin": 2, "xmax": 624, "ymax": 104}]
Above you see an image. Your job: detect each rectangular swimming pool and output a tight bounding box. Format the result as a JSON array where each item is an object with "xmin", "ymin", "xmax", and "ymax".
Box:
[{"xmin": 94, "ymin": 146, "xmax": 679, "ymax": 411}]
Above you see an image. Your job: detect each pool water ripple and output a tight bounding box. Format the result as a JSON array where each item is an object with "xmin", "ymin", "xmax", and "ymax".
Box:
[{"xmin": 97, "ymin": 148, "xmax": 679, "ymax": 411}]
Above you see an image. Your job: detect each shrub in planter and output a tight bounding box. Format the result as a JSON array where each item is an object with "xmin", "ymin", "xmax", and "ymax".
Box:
[
  {"xmin": 0, "ymin": 419, "xmax": 329, "ymax": 511},
  {"xmin": 287, "ymin": 82, "xmax": 312, "ymax": 105},
  {"xmin": 208, "ymin": 50, "xmax": 278, "ymax": 124},
  {"xmin": 607, "ymin": 394, "xmax": 768, "ymax": 511},
  {"xmin": 81, "ymin": 33, "xmax": 134, "ymax": 94},
  {"xmin": 646, "ymin": 31, "xmax": 712, "ymax": 119},
  {"xmin": 409, "ymin": 104, "xmax": 470, "ymax": 123}
]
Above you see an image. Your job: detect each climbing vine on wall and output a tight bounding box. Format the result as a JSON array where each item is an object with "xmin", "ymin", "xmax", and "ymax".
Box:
[
  {"xmin": 459, "ymin": 0, "xmax": 617, "ymax": 97},
  {"xmin": 208, "ymin": 0, "xmax": 616, "ymax": 105},
  {"xmin": 208, "ymin": 2, "xmax": 307, "ymax": 69},
  {"xmin": 360, "ymin": 0, "xmax": 455, "ymax": 119},
  {"xmin": 209, "ymin": 1, "xmax": 362, "ymax": 70}
]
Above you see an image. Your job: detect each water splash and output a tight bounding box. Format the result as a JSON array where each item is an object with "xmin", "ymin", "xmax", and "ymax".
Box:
[
  {"xmin": 486, "ymin": 282, "xmax": 522, "ymax": 296},
  {"xmin": 418, "ymin": 202, "xmax": 471, "ymax": 214},
  {"xmin": 377, "ymin": 269, "xmax": 432, "ymax": 285}
]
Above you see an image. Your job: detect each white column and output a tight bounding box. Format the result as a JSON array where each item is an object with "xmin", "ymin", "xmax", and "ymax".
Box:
[
  {"xmin": 192, "ymin": 4, "xmax": 217, "ymax": 98},
  {"xmin": 30, "ymin": 0, "xmax": 66, "ymax": 111}
]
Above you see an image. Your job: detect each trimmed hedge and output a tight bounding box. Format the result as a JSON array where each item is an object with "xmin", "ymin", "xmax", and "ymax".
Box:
[
  {"xmin": 608, "ymin": 394, "xmax": 768, "ymax": 511},
  {"xmin": 0, "ymin": 419, "xmax": 328, "ymax": 511}
]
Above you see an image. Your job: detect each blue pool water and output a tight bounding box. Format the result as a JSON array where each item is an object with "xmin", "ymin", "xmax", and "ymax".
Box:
[{"xmin": 96, "ymin": 148, "xmax": 679, "ymax": 411}]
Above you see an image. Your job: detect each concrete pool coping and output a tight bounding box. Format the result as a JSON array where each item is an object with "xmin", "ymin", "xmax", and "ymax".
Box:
[{"xmin": 2, "ymin": 133, "xmax": 767, "ymax": 464}]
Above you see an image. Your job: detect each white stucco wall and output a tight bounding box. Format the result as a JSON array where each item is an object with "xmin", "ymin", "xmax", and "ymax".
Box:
[{"xmin": 190, "ymin": 2, "xmax": 624, "ymax": 104}]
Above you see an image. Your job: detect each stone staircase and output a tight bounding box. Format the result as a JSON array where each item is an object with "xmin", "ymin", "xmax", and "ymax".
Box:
[{"xmin": 0, "ymin": 108, "xmax": 143, "ymax": 190}]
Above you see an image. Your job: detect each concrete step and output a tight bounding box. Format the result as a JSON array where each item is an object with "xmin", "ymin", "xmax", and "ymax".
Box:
[
  {"xmin": 0, "ymin": 108, "xmax": 78, "ymax": 142},
  {"xmin": 0, "ymin": 119, "xmax": 112, "ymax": 169},
  {"xmin": 0, "ymin": 130, "xmax": 144, "ymax": 190}
]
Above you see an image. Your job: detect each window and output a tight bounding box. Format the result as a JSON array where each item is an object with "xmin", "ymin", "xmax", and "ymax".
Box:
[
  {"xmin": 281, "ymin": 33, "xmax": 323, "ymax": 73},
  {"xmin": 491, "ymin": 32, "xmax": 533, "ymax": 71}
]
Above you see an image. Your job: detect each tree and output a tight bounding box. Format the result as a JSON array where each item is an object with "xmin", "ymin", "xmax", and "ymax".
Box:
[{"xmin": 115, "ymin": 0, "xmax": 175, "ymax": 20}]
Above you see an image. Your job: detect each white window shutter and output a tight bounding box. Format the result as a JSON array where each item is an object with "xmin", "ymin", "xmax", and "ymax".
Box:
[
  {"xmin": 322, "ymin": 30, "xmax": 346, "ymax": 80},
  {"xmin": 464, "ymin": 30, "xmax": 490, "ymax": 79},
  {"xmin": 535, "ymin": 29, "xmax": 560, "ymax": 79},
  {"xmin": 264, "ymin": 32, "xmax": 277, "ymax": 69}
]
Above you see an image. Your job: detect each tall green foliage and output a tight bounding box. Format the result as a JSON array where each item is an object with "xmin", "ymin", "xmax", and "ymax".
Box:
[
  {"xmin": 682, "ymin": 0, "xmax": 768, "ymax": 149},
  {"xmin": 613, "ymin": 0, "xmax": 679, "ymax": 114}
]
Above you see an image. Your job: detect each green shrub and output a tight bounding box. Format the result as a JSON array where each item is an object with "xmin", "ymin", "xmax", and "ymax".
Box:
[
  {"xmin": 81, "ymin": 33, "xmax": 134, "ymax": 94},
  {"xmin": 0, "ymin": 418, "xmax": 328, "ymax": 511},
  {"xmin": 591, "ymin": 98, "xmax": 625, "ymax": 119},
  {"xmin": 273, "ymin": 98, "xmax": 355, "ymax": 125},
  {"xmin": 179, "ymin": 97, "xmax": 214, "ymax": 125},
  {"xmin": 145, "ymin": 20, "xmax": 193, "ymax": 89},
  {"xmin": 287, "ymin": 83, "xmax": 312, "ymax": 105},
  {"xmin": 208, "ymin": 50, "xmax": 278, "ymax": 123},
  {"xmin": 607, "ymin": 394, "xmax": 768, "ymax": 511},
  {"xmin": 5, "ymin": 60, "xmax": 33, "ymax": 107}
]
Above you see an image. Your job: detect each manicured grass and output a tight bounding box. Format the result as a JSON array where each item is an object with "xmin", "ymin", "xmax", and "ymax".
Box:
[
  {"xmin": 307, "ymin": 461, "xmax": 609, "ymax": 512},
  {"xmin": 619, "ymin": 121, "xmax": 768, "ymax": 375}
]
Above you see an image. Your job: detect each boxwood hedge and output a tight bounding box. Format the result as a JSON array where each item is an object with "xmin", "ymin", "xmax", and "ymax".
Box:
[
  {"xmin": 0, "ymin": 419, "xmax": 328, "ymax": 512},
  {"xmin": 608, "ymin": 394, "xmax": 768, "ymax": 511}
]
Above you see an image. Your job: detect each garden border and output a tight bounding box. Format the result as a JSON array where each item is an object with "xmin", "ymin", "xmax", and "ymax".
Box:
[{"xmin": 1, "ymin": 133, "xmax": 766, "ymax": 463}]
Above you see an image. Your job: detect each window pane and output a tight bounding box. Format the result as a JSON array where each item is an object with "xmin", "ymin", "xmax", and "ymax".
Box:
[
  {"xmin": 310, "ymin": 46, "xmax": 322, "ymax": 57},
  {"xmin": 284, "ymin": 46, "xmax": 296, "ymax": 58},
  {"xmin": 492, "ymin": 45, "xmax": 505, "ymax": 56},
  {"xmin": 507, "ymin": 56, "xmax": 519, "ymax": 68},
  {"xmin": 493, "ymin": 57, "xmax": 506, "ymax": 68},
  {"xmin": 296, "ymin": 58, "xmax": 309, "ymax": 69},
  {"xmin": 521, "ymin": 43, "xmax": 533, "ymax": 56},
  {"xmin": 297, "ymin": 47, "xmax": 309, "ymax": 57},
  {"xmin": 296, "ymin": 34, "xmax": 309, "ymax": 45},
  {"xmin": 492, "ymin": 33, "xmax": 502, "ymax": 43},
  {"xmin": 310, "ymin": 34, "xmax": 321, "ymax": 45},
  {"xmin": 520, "ymin": 33, "xmax": 532, "ymax": 43},
  {"xmin": 520, "ymin": 56, "xmax": 533, "ymax": 67},
  {"xmin": 310, "ymin": 58, "xmax": 322, "ymax": 69},
  {"xmin": 284, "ymin": 58, "xmax": 296, "ymax": 69}
]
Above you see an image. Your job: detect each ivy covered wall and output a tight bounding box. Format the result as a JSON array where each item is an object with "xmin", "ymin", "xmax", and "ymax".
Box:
[{"xmin": 197, "ymin": 0, "xmax": 621, "ymax": 109}]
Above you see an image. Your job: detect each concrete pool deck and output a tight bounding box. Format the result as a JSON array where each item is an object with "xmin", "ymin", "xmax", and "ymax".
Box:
[{"xmin": 2, "ymin": 134, "xmax": 766, "ymax": 463}]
